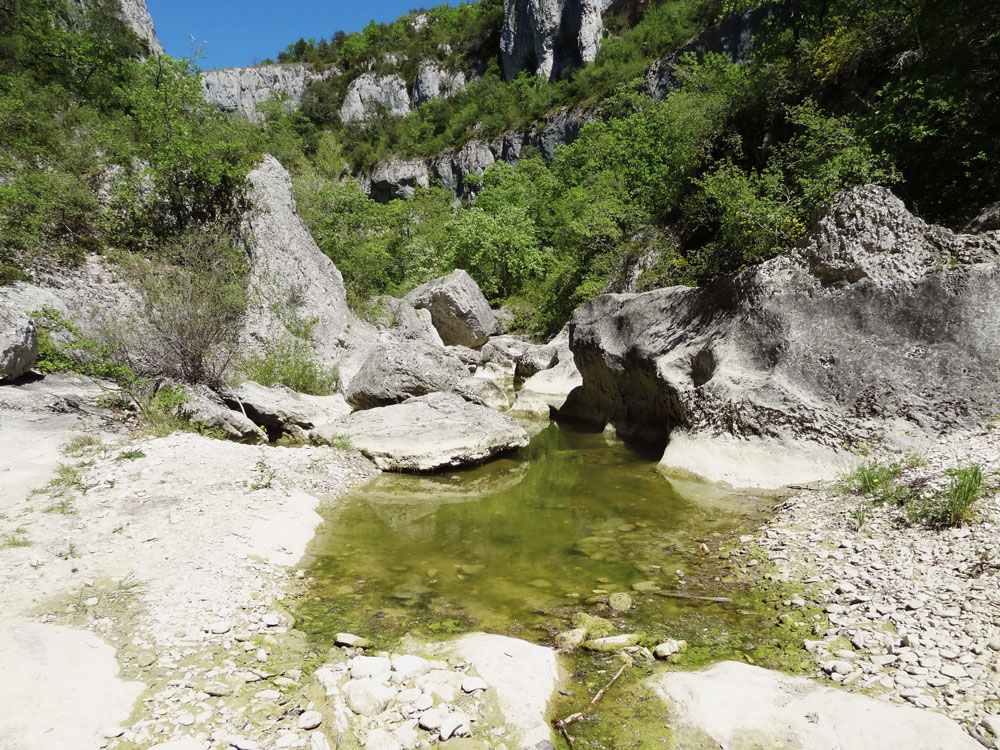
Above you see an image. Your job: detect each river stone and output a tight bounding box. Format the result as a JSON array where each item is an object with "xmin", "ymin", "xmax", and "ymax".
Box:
[
  {"xmin": 298, "ymin": 711, "xmax": 323, "ymax": 730},
  {"xmin": 365, "ymin": 728, "xmax": 404, "ymax": 750},
  {"xmin": 555, "ymin": 629, "xmax": 588, "ymax": 652},
  {"xmin": 336, "ymin": 633, "xmax": 371, "ymax": 649},
  {"xmin": 350, "ymin": 656, "xmax": 392, "ymax": 680},
  {"xmin": 653, "ymin": 639, "xmax": 687, "ymax": 659},
  {"xmin": 392, "ymin": 654, "xmax": 432, "ymax": 681},
  {"xmin": 561, "ymin": 186, "xmax": 1000, "ymax": 489},
  {"xmin": 405, "ymin": 269, "xmax": 498, "ymax": 348},
  {"xmin": 608, "ymin": 592, "xmax": 633, "ymax": 613},
  {"xmin": 583, "ymin": 634, "xmax": 641, "ymax": 652},
  {"xmin": 344, "ymin": 340, "xmax": 469, "ymax": 410},
  {"xmin": 462, "ymin": 676, "xmax": 488, "ymax": 693},
  {"xmin": 652, "ymin": 661, "xmax": 981, "ymax": 749},
  {"xmin": 345, "ymin": 678, "xmax": 397, "ymax": 717},
  {"xmin": 317, "ymin": 392, "xmax": 529, "ymax": 472},
  {"xmin": 571, "ymin": 613, "xmax": 615, "ymax": 638},
  {"xmin": 148, "ymin": 741, "xmax": 205, "ymax": 750},
  {"xmin": 515, "ymin": 344, "xmax": 558, "ymax": 379}
]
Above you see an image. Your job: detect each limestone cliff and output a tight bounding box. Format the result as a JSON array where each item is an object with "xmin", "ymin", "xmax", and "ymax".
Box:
[
  {"xmin": 200, "ymin": 65, "xmax": 332, "ymax": 123},
  {"xmin": 501, "ymin": 0, "xmax": 613, "ymax": 81},
  {"xmin": 71, "ymin": 0, "xmax": 163, "ymax": 56}
]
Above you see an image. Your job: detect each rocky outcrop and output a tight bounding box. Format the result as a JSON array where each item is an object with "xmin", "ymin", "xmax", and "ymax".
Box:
[
  {"xmin": 340, "ymin": 73, "xmax": 412, "ymax": 123},
  {"xmin": 344, "ymin": 340, "xmax": 469, "ymax": 410},
  {"xmin": 317, "ymin": 392, "xmax": 529, "ymax": 471},
  {"xmin": 501, "ymin": 0, "xmax": 613, "ymax": 81},
  {"xmin": 645, "ymin": 4, "xmax": 784, "ymax": 100},
  {"xmin": 967, "ymin": 201, "xmax": 1000, "ymax": 233},
  {"xmin": 561, "ymin": 186, "xmax": 1000, "ymax": 487},
  {"xmin": 412, "ymin": 61, "xmax": 467, "ymax": 106},
  {"xmin": 201, "ymin": 65, "xmax": 331, "ymax": 122},
  {"xmin": 359, "ymin": 159, "xmax": 431, "ymax": 202},
  {"xmin": 0, "ymin": 307, "xmax": 38, "ymax": 382},
  {"xmin": 653, "ymin": 661, "xmax": 979, "ymax": 749},
  {"xmin": 223, "ymin": 381, "xmax": 351, "ymax": 440},
  {"xmin": 171, "ymin": 383, "xmax": 260, "ymax": 441},
  {"xmin": 71, "ymin": 0, "xmax": 163, "ymax": 56},
  {"xmin": 360, "ymin": 106, "xmax": 591, "ymax": 201},
  {"xmin": 405, "ymin": 270, "xmax": 498, "ymax": 348},
  {"xmin": 370, "ymin": 296, "xmax": 443, "ymax": 347},
  {"xmin": 240, "ymin": 155, "xmax": 360, "ymax": 368}
]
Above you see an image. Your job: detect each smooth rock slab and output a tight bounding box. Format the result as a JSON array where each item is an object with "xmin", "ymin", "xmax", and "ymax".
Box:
[
  {"xmin": 0, "ymin": 623, "xmax": 144, "ymax": 750},
  {"xmin": 318, "ymin": 392, "xmax": 528, "ymax": 472},
  {"xmin": 447, "ymin": 633, "xmax": 562, "ymax": 749},
  {"xmin": 653, "ymin": 661, "xmax": 980, "ymax": 749}
]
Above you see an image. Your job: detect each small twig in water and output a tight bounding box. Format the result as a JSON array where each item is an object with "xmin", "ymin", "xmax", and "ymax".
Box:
[
  {"xmin": 554, "ymin": 663, "xmax": 627, "ymax": 746},
  {"xmin": 654, "ymin": 590, "xmax": 732, "ymax": 603}
]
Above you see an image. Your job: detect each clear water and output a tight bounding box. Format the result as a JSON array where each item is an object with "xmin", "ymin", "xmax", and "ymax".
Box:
[{"xmin": 296, "ymin": 423, "xmax": 773, "ymax": 648}]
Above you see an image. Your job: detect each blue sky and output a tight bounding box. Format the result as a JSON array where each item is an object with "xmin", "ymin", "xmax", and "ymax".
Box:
[{"xmin": 145, "ymin": 1, "xmax": 459, "ymax": 70}]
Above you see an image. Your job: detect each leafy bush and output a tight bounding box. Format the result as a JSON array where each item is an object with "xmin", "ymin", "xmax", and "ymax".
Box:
[
  {"xmin": 238, "ymin": 339, "xmax": 339, "ymax": 395},
  {"xmin": 105, "ymin": 229, "xmax": 250, "ymax": 386}
]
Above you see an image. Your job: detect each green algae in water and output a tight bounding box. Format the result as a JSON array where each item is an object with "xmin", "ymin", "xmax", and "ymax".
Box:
[{"xmin": 298, "ymin": 425, "xmax": 774, "ymax": 644}]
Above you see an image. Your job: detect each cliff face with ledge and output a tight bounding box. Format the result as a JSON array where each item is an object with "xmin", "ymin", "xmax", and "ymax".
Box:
[
  {"xmin": 500, "ymin": 0, "xmax": 614, "ymax": 81},
  {"xmin": 200, "ymin": 65, "xmax": 334, "ymax": 123},
  {"xmin": 71, "ymin": 0, "xmax": 163, "ymax": 56}
]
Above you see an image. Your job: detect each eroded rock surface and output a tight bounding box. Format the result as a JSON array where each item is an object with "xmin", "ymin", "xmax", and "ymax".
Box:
[
  {"xmin": 0, "ymin": 307, "xmax": 37, "ymax": 382},
  {"xmin": 340, "ymin": 73, "xmax": 412, "ymax": 123},
  {"xmin": 654, "ymin": 661, "xmax": 980, "ymax": 749},
  {"xmin": 412, "ymin": 60, "xmax": 467, "ymax": 106},
  {"xmin": 501, "ymin": 0, "xmax": 613, "ymax": 81},
  {"xmin": 344, "ymin": 340, "xmax": 470, "ymax": 411},
  {"xmin": 317, "ymin": 392, "xmax": 529, "ymax": 471},
  {"xmin": 240, "ymin": 155, "xmax": 361, "ymax": 368},
  {"xmin": 201, "ymin": 65, "xmax": 330, "ymax": 122},
  {"xmin": 223, "ymin": 381, "xmax": 351, "ymax": 439},
  {"xmin": 405, "ymin": 270, "xmax": 498, "ymax": 348},
  {"xmin": 562, "ymin": 186, "xmax": 1000, "ymax": 487}
]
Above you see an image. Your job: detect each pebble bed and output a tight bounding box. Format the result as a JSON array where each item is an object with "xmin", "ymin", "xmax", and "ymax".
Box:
[{"xmin": 748, "ymin": 428, "xmax": 1000, "ymax": 748}]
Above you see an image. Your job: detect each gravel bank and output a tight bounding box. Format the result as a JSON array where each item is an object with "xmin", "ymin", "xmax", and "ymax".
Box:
[{"xmin": 747, "ymin": 427, "xmax": 1000, "ymax": 747}]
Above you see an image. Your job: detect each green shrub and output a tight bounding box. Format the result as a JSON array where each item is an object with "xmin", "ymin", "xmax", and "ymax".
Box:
[
  {"xmin": 238, "ymin": 339, "xmax": 339, "ymax": 395},
  {"xmin": 907, "ymin": 465, "xmax": 986, "ymax": 528}
]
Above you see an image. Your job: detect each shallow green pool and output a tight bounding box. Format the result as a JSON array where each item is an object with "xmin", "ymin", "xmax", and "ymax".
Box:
[{"xmin": 297, "ymin": 424, "xmax": 784, "ymax": 645}]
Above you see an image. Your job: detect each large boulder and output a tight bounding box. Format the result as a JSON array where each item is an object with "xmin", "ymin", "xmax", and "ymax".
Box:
[
  {"xmin": 369, "ymin": 296, "xmax": 443, "ymax": 347},
  {"xmin": 561, "ymin": 186, "xmax": 1000, "ymax": 488},
  {"xmin": 201, "ymin": 65, "xmax": 330, "ymax": 122},
  {"xmin": 240, "ymin": 155, "xmax": 364, "ymax": 369},
  {"xmin": 501, "ymin": 0, "xmax": 613, "ymax": 81},
  {"xmin": 0, "ymin": 309, "xmax": 38, "ymax": 382},
  {"xmin": 405, "ymin": 270, "xmax": 498, "ymax": 348},
  {"xmin": 344, "ymin": 339, "xmax": 469, "ymax": 410},
  {"xmin": 223, "ymin": 381, "xmax": 351, "ymax": 439},
  {"xmin": 653, "ymin": 661, "xmax": 979, "ymax": 750},
  {"xmin": 316, "ymin": 392, "xmax": 529, "ymax": 471},
  {"xmin": 340, "ymin": 73, "xmax": 411, "ymax": 123}
]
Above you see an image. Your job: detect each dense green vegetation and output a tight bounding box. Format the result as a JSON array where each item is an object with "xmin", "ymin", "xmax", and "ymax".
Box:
[
  {"xmin": 4, "ymin": 0, "xmax": 999, "ymax": 343},
  {"xmin": 0, "ymin": 0, "xmax": 271, "ymax": 282}
]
